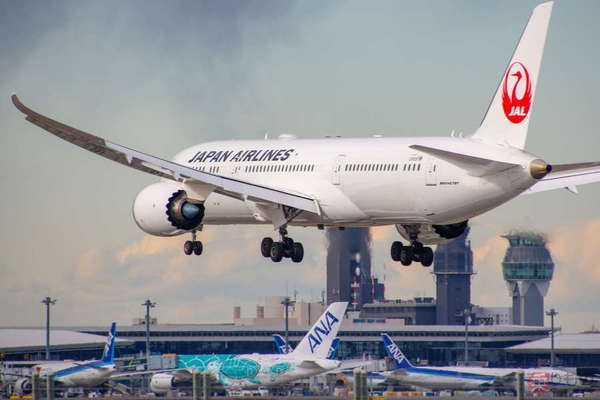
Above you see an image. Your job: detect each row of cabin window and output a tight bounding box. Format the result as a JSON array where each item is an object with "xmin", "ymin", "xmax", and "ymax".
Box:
[
  {"xmin": 194, "ymin": 166, "xmax": 221, "ymax": 173},
  {"xmin": 244, "ymin": 164, "xmax": 315, "ymax": 173},
  {"xmin": 403, "ymin": 163, "xmax": 421, "ymax": 171},
  {"xmin": 345, "ymin": 163, "xmax": 400, "ymax": 172}
]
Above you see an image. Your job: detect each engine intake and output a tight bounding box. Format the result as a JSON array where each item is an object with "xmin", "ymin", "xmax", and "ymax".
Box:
[
  {"xmin": 166, "ymin": 190, "xmax": 205, "ymax": 230},
  {"xmin": 150, "ymin": 373, "xmax": 176, "ymax": 393}
]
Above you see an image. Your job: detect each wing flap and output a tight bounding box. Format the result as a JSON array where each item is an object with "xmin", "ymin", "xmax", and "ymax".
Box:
[
  {"xmin": 12, "ymin": 95, "xmax": 319, "ymax": 214},
  {"xmin": 410, "ymin": 144, "xmax": 519, "ymax": 177}
]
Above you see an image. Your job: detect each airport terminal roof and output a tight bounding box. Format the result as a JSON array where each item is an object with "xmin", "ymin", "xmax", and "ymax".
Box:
[
  {"xmin": 0, "ymin": 328, "xmax": 131, "ymax": 353},
  {"xmin": 507, "ymin": 333, "xmax": 600, "ymax": 354}
]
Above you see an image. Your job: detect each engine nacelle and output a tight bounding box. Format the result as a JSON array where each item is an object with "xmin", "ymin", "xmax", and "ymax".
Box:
[
  {"xmin": 13, "ymin": 378, "xmax": 32, "ymax": 395},
  {"xmin": 432, "ymin": 220, "xmax": 468, "ymax": 240},
  {"xmin": 133, "ymin": 182, "xmax": 205, "ymax": 236},
  {"xmin": 150, "ymin": 373, "xmax": 176, "ymax": 393}
]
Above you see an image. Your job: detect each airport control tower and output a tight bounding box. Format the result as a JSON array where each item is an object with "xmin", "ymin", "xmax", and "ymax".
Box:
[
  {"xmin": 502, "ymin": 232, "xmax": 555, "ymax": 326},
  {"xmin": 434, "ymin": 228, "xmax": 474, "ymax": 325}
]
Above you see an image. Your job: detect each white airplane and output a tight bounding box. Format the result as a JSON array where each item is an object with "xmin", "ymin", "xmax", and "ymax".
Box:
[
  {"xmin": 12, "ymin": 323, "xmax": 117, "ymax": 394},
  {"xmin": 380, "ymin": 333, "xmax": 584, "ymax": 394},
  {"xmin": 12, "ymin": 2, "xmax": 600, "ymax": 266},
  {"xmin": 150, "ymin": 302, "xmax": 347, "ymax": 393}
]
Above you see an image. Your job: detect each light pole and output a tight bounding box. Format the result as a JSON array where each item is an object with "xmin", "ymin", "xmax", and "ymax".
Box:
[
  {"xmin": 457, "ymin": 308, "xmax": 471, "ymax": 366},
  {"xmin": 281, "ymin": 297, "xmax": 295, "ymax": 353},
  {"xmin": 41, "ymin": 297, "xmax": 56, "ymax": 361},
  {"xmin": 546, "ymin": 308, "xmax": 558, "ymax": 367},
  {"xmin": 142, "ymin": 299, "xmax": 156, "ymax": 370}
]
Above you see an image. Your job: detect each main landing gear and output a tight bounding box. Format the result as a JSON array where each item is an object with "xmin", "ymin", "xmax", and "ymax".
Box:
[
  {"xmin": 261, "ymin": 227, "xmax": 304, "ymax": 263},
  {"xmin": 390, "ymin": 241, "xmax": 433, "ymax": 267},
  {"xmin": 183, "ymin": 230, "xmax": 203, "ymax": 256}
]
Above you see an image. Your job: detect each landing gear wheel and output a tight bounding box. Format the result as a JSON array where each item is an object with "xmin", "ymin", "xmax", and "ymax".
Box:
[
  {"xmin": 270, "ymin": 242, "xmax": 284, "ymax": 262},
  {"xmin": 184, "ymin": 240, "xmax": 194, "ymax": 255},
  {"xmin": 391, "ymin": 241, "xmax": 403, "ymax": 261},
  {"xmin": 261, "ymin": 237, "xmax": 273, "ymax": 258},
  {"xmin": 193, "ymin": 241, "xmax": 203, "ymax": 256},
  {"xmin": 399, "ymin": 246, "xmax": 413, "ymax": 266},
  {"xmin": 291, "ymin": 242, "xmax": 304, "ymax": 263},
  {"xmin": 283, "ymin": 237, "xmax": 294, "ymax": 248},
  {"xmin": 420, "ymin": 247, "xmax": 433, "ymax": 267}
]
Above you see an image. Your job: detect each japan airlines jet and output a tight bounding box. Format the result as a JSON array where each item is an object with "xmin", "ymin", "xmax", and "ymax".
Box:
[
  {"xmin": 149, "ymin": 302, "xmax": 347, "ymax": 393},
  {"xmin": 12, "ymin": 2, "xmax": 600, "ymax": 265},
  {"xmin": 13, "ymin": 323, "xmax": 117, "ymax": 394},
  {"xmin": 380, "ymin": 333, "xmax": 584, "ymax": 394}
]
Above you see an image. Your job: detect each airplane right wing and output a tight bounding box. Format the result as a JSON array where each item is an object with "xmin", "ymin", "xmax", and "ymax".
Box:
[{"xmin": 12, "ymin": 95, "xmax": 320, "ymax": 215}]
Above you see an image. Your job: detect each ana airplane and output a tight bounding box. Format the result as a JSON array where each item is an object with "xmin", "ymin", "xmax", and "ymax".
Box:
[
  {"xmin": 13, "ymin": 323, "xmax": 117, "ymax": 394},
  {"xmin": 380, "ymin": 333, "xmax": 584, "ymax": 394},
  {"xmin": 12, "ymin": 2, "xmax": 600, "ymax": 265},
  {"xmin": 272, "ymin": 334, "xmax": 340, "ymax": 360},
  {"xmin": 149, "ymin": 302, "xmax": 347, "ymax": 393}
]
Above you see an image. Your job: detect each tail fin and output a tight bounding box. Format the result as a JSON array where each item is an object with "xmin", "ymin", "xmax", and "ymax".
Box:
[
  {"xmin": 273, "ymin": 334, "xmax": 291, "ymax": 354},
  {"xmin": 101, "ymin": 322, "xmax": 117, "ymax": 363},
  {"xmin": 471, "ymin": 2, "xmax": 553, "ymax": 149},
  {"xmin": 381, "ymin": 333, "xmax": 413, "ymax": 369},
  {"xmin": 292, "ymin": 302, "xmax": 347, "ymax": 359},
  {"xmin": 327, "ymin": 338, "xmax": 341, "ymax": 360}
]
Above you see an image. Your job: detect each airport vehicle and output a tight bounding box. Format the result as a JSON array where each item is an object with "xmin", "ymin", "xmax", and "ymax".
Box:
[
  {"xmin": 149, "ymin": 302, "xmax": 347, "ymax": 392},
  {"xmin": 12, "ymin": 323, "xmax": 117, "ymax": 394},
  {"xmin": 273, "ymin": 334, "xmax": 340, "ymax": 360},
  {"xmin": 381, "ymin": 333, "xmax": 583, "ymax": 394},
  {"xmin": 12, "ymin": 2, "xmax": 600, "ymax": 266}
]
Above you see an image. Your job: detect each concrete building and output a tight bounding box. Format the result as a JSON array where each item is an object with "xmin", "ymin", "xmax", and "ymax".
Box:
[
  {"xmin": 359, "ymin": 298, "xmax": 436, "ymax": 325},
  {"xmin": 234, "ymin": 297, "xmax": 327, "ymax": 326},
  {"xmin": 472, "ymin": 306, "xmax": 512, "ymax": 325},
  {"xmin": 326, "ymin": 227, "xmax": 379, "ymax": 310},
  {"xmin": 502, "ymin": 232, "xmax": 554, "ymax": 326},
  {"xmin": 433, "ymin": 228, "xmax": 474, "ymax": 325}
]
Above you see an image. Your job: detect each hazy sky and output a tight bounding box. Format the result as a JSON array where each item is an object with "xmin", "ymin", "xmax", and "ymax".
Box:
[{"xmin": 1, "ymin": 1, "xmax": 599, "ymax": 332}]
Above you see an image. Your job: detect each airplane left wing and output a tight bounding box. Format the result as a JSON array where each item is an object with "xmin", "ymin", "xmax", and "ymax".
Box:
[{"xmin": 12, "ymin": 95, "xmax": 320, "ymax": 214}]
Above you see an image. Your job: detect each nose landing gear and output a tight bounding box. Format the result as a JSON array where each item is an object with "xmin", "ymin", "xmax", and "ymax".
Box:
[{"xmin": 261, "ymin": 227, "xmax": 304, "ymax": 263}]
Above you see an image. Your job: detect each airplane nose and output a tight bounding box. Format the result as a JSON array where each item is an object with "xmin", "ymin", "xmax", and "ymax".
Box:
[{"xmin": 529, "ymin": 159, "xmax": 552, "ymax": 179}]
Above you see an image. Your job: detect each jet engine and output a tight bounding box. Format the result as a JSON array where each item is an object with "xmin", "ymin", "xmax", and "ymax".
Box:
[
  {"xmin": 150, "ymin": 373, "xmax": 177, "ymax": 393},
  {"xmin": 432, "ymin": 220, "xmax": 468, "ymax": 240},
  {"xmin": 133, "ymin": 182, "xmax": 205, "ymax": 236},
  {"xmin": 13, "ymin": 378, "xmax": 32, "ymax": 395}
]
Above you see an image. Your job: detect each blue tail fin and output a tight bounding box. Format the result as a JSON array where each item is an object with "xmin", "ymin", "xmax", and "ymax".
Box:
[
  {"xmin": 381, "ymin": 333, "xmax": 412, "ymax": 369},
  {"xmin": 327, "ymin": 338, "xmax": 340, "ymax": 360},
  {"xmin": 273, "ymin": 334, "xmax": 291, "ymax": 354},
  {"xmin": 101, "ymin": 322, "xmax": 117, "ymax": 363}
]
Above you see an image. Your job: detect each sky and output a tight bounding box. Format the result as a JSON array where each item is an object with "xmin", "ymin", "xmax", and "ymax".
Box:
[{"xmin": 1, "ymin": 0, "xmax": 599, "ymax": 332}]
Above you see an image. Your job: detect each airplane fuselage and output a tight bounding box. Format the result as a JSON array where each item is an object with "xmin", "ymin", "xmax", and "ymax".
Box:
[
  {"xmin": 173, "ymin": 136, "xmax": 539, "ymax": 230},
  {"xmin": 35, "ymin": 361, "xmax": 115, "ymax": 387}
]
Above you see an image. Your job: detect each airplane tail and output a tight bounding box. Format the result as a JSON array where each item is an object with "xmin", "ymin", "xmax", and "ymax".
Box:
[
  {"xmin": 327, "ymin": 338, "xmax": 340, "ymax": 360},
  {"xmin": 381, "ymin": 333, "xmax": 413, "ymax": 369},
  {"xmin": 273, "ymin": 334, "xmax": 291, "ymax": 354},
  {"xmin": 292, "ymin": 302, "xmax": 347, "ymax": 359},
  {"xmin": 101, "ymin": 322, "xmax": 117, "ymax": 363},
  {"xmin": 471, "ymin": 2, "xmax": 553, "ymax": 150}
]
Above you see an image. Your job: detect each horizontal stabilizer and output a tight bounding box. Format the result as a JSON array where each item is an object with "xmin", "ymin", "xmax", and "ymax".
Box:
[
  {"xmin": 524, "ymin": 162, "xmax": 600, "ymax": 195},
  {"xmin": 409, "ymin": 144, "xmax": 519, "ymax": 177}
]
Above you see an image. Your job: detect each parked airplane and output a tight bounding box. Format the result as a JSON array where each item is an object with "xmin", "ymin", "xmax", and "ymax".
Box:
[
  {"xmin": 149, "ymin": 302, "xmax": 347, "ymax": 393},
  {"xmin": 12, "ymin": 2, "xmax": 600, "ymax": 265},
  {"xmin": 12, "ymin": 323, "xmax": 117, "ymax": 394},
  {"xmin": 381, "ymin": 333, "xmax": 584, "ymax": 394},
  {"xmin": 272, "ymin": 334, "xmax": 340, "ymax": 360}
]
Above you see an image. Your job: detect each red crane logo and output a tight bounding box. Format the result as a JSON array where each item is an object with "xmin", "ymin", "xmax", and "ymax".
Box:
[{"xmin": 502, "ymin": 62, "xmax": 532, "ymax": 124}]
